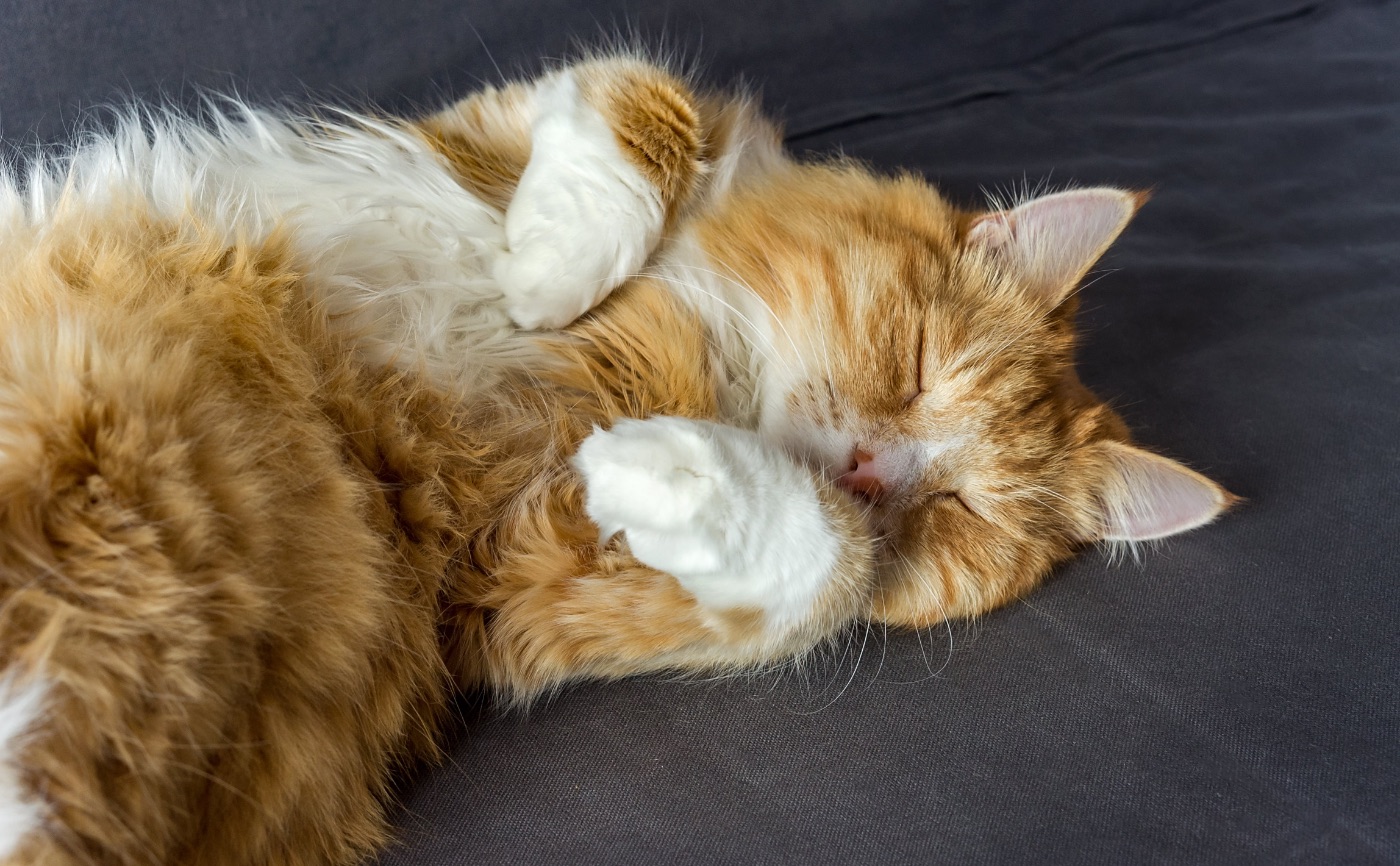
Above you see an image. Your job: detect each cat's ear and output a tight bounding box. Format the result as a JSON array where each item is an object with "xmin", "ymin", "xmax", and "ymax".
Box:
[
  {"xmin": 965, "ymin": 188, "xmax": 1145, "ymax": 306},
  {"xmin": 1085, "ymin": 440, "xmax": 1236, "ymax": 542}
]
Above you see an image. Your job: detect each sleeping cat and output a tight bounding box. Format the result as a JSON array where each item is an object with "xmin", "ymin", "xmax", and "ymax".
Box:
[{"xmin": 0, "ymin": 54, "xmax": 1232, "ymax": 864}]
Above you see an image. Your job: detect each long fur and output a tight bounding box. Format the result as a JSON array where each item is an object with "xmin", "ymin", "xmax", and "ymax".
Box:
[{"xmin": 0, "ymin": 54, "xmax": 1232, "ymax": 864}]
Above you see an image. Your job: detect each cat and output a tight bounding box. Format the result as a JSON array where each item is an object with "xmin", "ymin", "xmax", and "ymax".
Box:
[{"xmin": 0, "ymin": 54, "xmax": 1233, "ymax": 864}]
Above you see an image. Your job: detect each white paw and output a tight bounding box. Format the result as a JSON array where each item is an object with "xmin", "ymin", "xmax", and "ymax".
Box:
[
  {"xmin": 494, "ymin": 72, "xmax": 665, "ymax": 330},
  {"xmin": 573, "ymin": 417, "xmax": 730, "ymax": 576},
  {"xmin": 571, "ymin": 417, "xmax": 841, "ymax": 630}
]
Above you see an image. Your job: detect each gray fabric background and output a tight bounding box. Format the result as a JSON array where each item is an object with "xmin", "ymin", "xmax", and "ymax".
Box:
[{"xmin": 2, "ymin": 1, "xmax": 1396, "ymax": 863}]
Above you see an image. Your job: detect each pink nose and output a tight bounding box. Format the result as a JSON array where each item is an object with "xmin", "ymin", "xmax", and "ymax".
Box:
[{"xmin": 836, "ymin": 449, "xmax": 884, "ymax": 501}]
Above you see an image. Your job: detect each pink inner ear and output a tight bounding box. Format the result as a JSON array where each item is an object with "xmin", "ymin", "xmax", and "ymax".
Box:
[
  {"xmin": 966, "ymin": 214, "xmax": 1013, "ymax": 249},
  {"xmin": 966, "ymin": 188, "xmax": 1140, "ymax": 305},
  {"xmin": 1099, "ymin": 443, "xmax": 1232, "ymax": 542}
]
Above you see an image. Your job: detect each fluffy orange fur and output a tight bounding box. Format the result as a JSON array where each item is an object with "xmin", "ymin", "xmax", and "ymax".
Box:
[
  {"xmin": 0, "ymin": 213, "xmax": 453, "ymax": 863},
  {"xmin": 0, "ymin": 56, "xmax": 1232, "ymax": 864}
]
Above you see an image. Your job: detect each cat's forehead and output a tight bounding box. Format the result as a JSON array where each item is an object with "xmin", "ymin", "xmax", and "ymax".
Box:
[
  {"xmin": 765, "ymin": 171, "xmax": 1035, "ymax": 312},
  {"xmin": 698, "ymin": 163, "xmax": 1058, "ymax": 353},
  {"xmin": 813, "ymin": 172, "xmax": 963, "ymax": 273},
  {"xmin": 704, "ymin": 164, "xmax": 960, "ymax": 258}
]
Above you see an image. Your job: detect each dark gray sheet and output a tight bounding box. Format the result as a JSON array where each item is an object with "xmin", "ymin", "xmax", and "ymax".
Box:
[{"xmin": 2, "ymin": 1, "xmax": 1396, "ymax": 864}]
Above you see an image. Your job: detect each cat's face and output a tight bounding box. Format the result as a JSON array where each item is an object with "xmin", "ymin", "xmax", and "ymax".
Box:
[{"xmin": 694, "ymin": 166, "xmax": 1232, "ymax": 622}]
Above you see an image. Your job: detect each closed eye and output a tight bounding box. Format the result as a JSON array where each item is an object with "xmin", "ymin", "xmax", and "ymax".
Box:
[
  {"xmin": 933, "ymin": 490, "xmax": 979, "ymax": 518},
  {"xmin": 904, "ymin": 327, "xmax": 926, "ymax": 408}
]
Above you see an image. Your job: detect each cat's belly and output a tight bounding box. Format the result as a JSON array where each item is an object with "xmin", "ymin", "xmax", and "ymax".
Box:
[
  {"xmin": 232, "ymin": 113, "xmax": 539, "ymax": 391},
  {"xmin": 17, "ymin": 106, "xmax": 542, "ymax": 394}
]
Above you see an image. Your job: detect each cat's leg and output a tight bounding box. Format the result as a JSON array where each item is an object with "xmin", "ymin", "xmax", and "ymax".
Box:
[
  {"xmin": 450, "ymin": 417, "xmax": 875, "ymax": 701},
  {"xmin": 416, "ymin": 57, "xmax": 706, "ymax": 329}
]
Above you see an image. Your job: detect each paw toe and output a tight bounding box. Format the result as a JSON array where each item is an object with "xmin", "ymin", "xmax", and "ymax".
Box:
[
  {"xmin": 573, "ymin": 420, "xmax": 721, "ymax": 533},
  {"xmin": 493, "ymin": 249, "xmax": 593, "ymax": 330}
]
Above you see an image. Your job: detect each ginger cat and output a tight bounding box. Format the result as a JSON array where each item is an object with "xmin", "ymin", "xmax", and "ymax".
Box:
[{"xmin": 0, "ymin": 55, "xmax": 1232, "ymax": 864}]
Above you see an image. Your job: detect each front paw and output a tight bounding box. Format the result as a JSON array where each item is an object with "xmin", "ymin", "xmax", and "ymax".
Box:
[
  {"xmin": 571, "ymin": 417, "xmax": 846, "ymax": 628},
  {"xmin": 494, "ymin": 73, "xmax": 665, "ymax": 330},
  {"xmin": 571, "ymin": 417, "xmax": 729, "ymax": 576}
]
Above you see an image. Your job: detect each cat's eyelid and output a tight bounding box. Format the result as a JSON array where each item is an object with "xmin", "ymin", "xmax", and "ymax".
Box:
[
  {"xmin": 905, "ymin": 326, "xmax": 927, "ymax": 407},
  {"xmin": 935, "ymin": 489, "xmax": 980, "ymax": 518}
]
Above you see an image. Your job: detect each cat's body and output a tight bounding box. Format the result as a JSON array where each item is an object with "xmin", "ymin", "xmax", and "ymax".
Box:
[{"xmin": 0, "ymin": 56, "xmax": 1231, "ymax": 864}]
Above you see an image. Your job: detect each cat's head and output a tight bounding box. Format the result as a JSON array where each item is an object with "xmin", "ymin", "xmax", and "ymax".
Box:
[{"xmin": 691, "ymin": 166, "xmax": 1235, "ymax": 623}]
